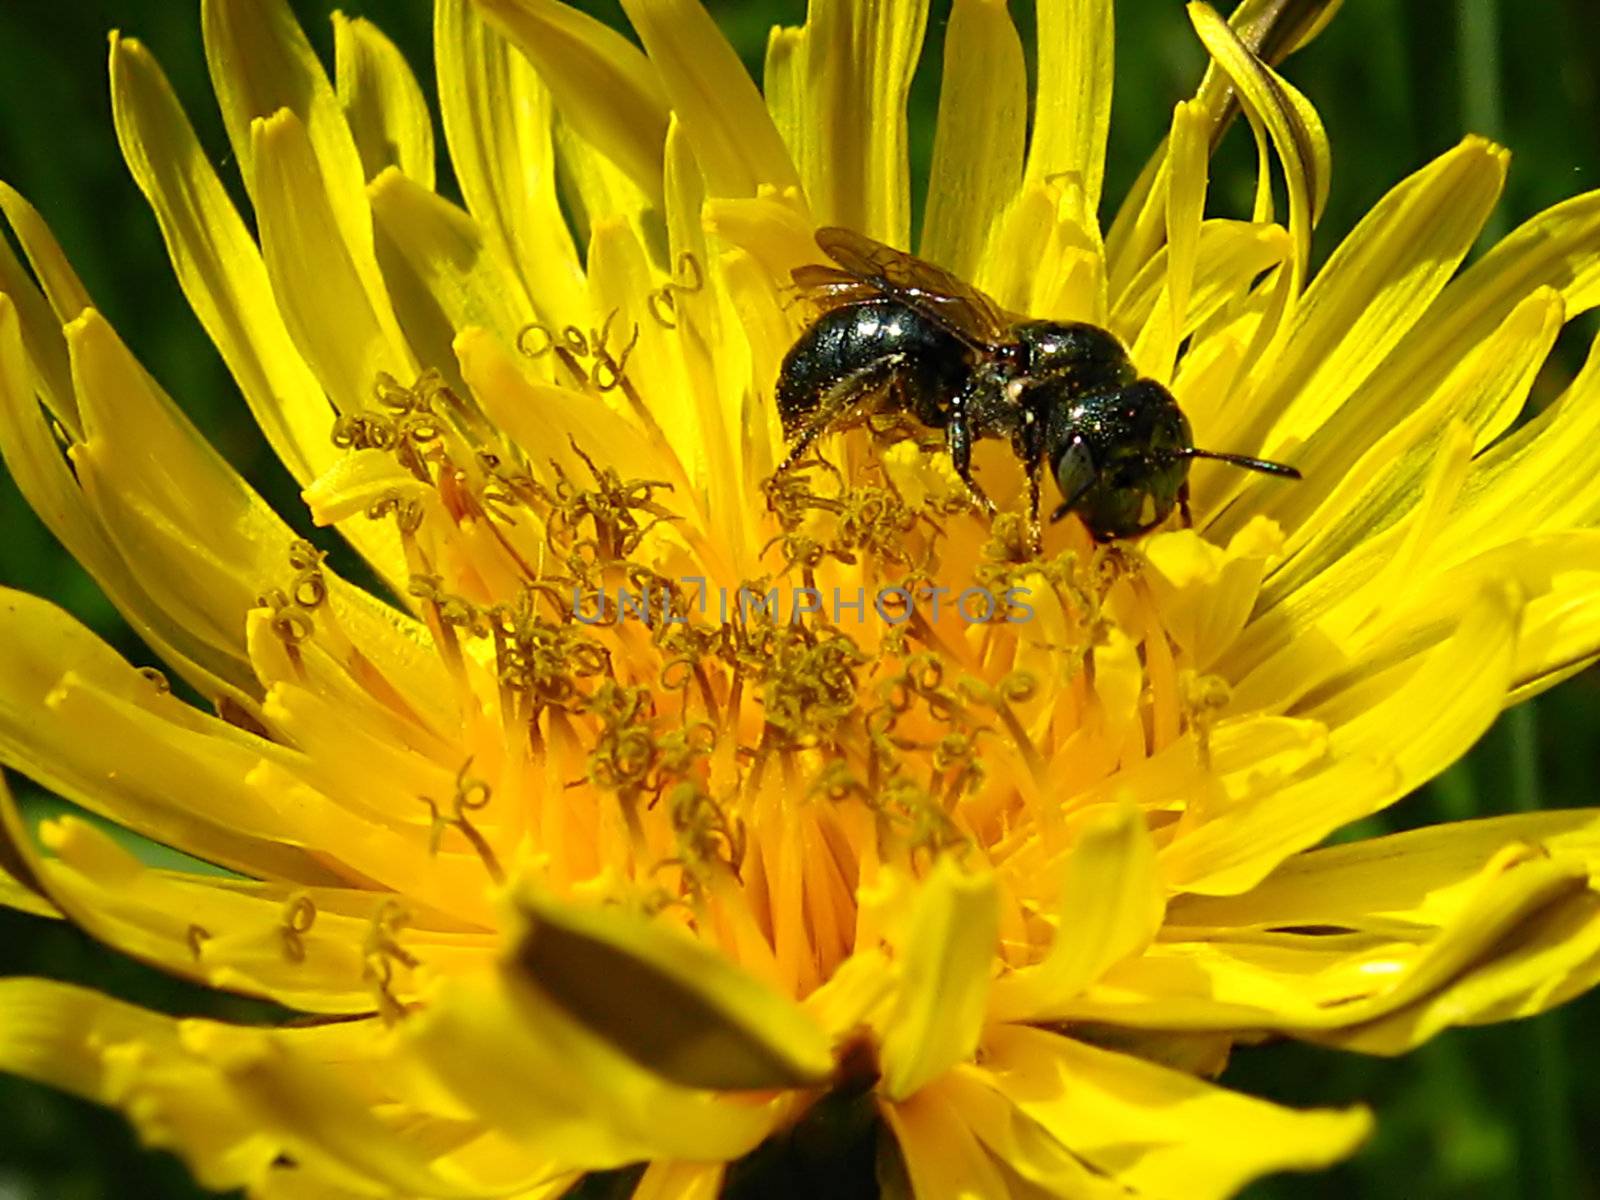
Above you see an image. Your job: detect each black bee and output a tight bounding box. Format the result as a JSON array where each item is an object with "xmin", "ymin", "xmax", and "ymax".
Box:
[{"xmin": 774, "ymin": 227, "xmax": 1300, "ymax": 541}]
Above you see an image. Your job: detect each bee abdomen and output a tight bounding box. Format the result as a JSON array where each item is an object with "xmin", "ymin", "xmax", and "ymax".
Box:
[{"xmin": 776, "ymin": 298, "xmax": 968, "ymax": 435}]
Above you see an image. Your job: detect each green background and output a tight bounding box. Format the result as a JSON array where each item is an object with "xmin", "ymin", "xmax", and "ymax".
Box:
[{"xmin": 0, "ymin": 1, "xmax": 1597, "ymax": 1196}]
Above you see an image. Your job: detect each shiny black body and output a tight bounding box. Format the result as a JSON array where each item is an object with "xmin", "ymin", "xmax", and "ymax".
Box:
[
  {"xmin": 776, "ymin": 228, "xmax": 1299, "ymax": 541},
  {"xmin": 775, "ymin": 298, "xmax": 972, "ymax": 439}
]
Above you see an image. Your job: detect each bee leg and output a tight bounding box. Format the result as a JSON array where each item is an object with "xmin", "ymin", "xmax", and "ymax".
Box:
[
  {"xmin": 1027, "ymin": 468, "xmax": 1043, "ymax": 555},
  {"xmin": 1178, "ymin": 481, "xmax": 1193, "ymax": 529},
  {"xmin": 777, "ymin": 354, "xmax": 908, "ymax": 474},
  {"xmin": 946, "ymin": 403, "xmax": 996, "ymax": 517}
]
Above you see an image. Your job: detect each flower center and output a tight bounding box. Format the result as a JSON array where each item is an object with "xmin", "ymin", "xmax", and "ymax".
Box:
[{"xmin": 276, "ymin": 364, "xmax": 1224, "ymax": 1001}]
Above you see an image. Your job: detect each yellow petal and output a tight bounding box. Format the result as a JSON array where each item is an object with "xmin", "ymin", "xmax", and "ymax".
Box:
[
  {"xmin": 202, "ymin": 0, "xmax": 373, "ymax": 269},
  {"xmin": 1376, "ymin": 188, "xmax": 1600, "ymax": 408},
  {"xmin": 0, "ymin": 212, "xmax": 74, "ymax": 426},
  {"xmin": 0, "ymin": 182, "xmax": 94, "ymax": 330},
  {"xmin": 879, "ymin": 1079, "xmax": 1010, "ymax": 1200},
  {"xmin": 1188, "ymin": 2, "xmax": 1328, "ymax": 295},
  {"xmin": 978, "ymin": 1025, "xmax": 1371, "ymax": 1200},
  {"xmin": 0, "ymin": 979, "xmax": 280, "ymax": 1191},
  {"xmin": 0, "ymin": 294, "xmax": 129, "ymax": 614},
  {"xmin": 1112, "ymin": 218, "xmax": 1292, "ymax": 369},
  {"xmin": 182, "ymin": 1022, "xmax": 533, "ymax": 1197},
  {"xmin": 619, "ymin": 0, "xmax": 800, "ymax": 201},
  {"xmin": 0, "ymin": 777, "xmax": 59, "ymax": 919},
  {"xmin": 405, "ymin": 969, "xmax": 782, "ymax": 1168},
  {"xmin": 1025, "ymin": 0, "xmax": 1113, "ymax": 220},
  {"xmin": 769, "ymin": 0, "xmax": 927, "ymax": 244},
  {"xmin": 1131, "ymin": 100, "xmax": 1210, "ymax": 384},
  {"xmin": 990, "ymin": 803, "xmax": 1164, "ymax": 1022},
  {"xmin": 1143, "ymin": 516, "xmax": 1284, "ymax": 671},
  {"xmin": 434, "ymin": 0, "xmax": 587, "ymax": 328},
  {"xmin": 1433, "ymin": 330, "xmax": 1600, "ymax": 553},
  {"xmin": 1171, "ymin": 808, "xmax": 1600, "ymax": 931},
  {"xmin": 510, "ymin": 887, "xmax": 833, "ymax": 1090},
  {"xmin": 109, "ymin": 36, "xmax": 336, "ymax": 488},
  {"xmin": 879, "ymin": 859, "xmax": 999, "ymax": 1100},
  {"xmin": 1217, "ymin": 138, "xmax": 1508, "ymax": 523},
  {"xmin": 1105, "ymin": 0, "xmax": 1343, "ymax": 299},
  {"xmin": 1172, "ymin": 585, "xmax": 1520, "ymax": 895},
  {"xmin": 368, "ymin": 168, "xmax": 531, "ymax": 356},
  {"xmin": 472, "ymin": 0, "xmax": 670, "ymax": 206},
  {"xmin": 1268, "ymin": 288, "xmax": 1561, "ymax": 592},
  {"xmin": 1114, "ymin": 842, "xmax": 1600, "ymax": 1051},
  {"xmin": 934, "ymin": 1067, "xmax": 1130, "ymax": 1199},
  {"xmin": 332, "ymin": 13, "xmax": 436, "ymax": 188},
  {"xmin": 251, "ymin": 107, "xmax": 414, "ymax": 416},
  {"xmin": 0, "ymin": 590, "xmax": 339, "ymax": 882},
  {"xmin": 919, "ymin": 0, "xmax": 1026, "ymax": 277}
]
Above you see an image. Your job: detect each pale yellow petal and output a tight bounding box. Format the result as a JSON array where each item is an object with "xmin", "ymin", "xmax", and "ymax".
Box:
[
  {"xmin": 333, "ymin": 13, "xmax": 436, "ymax": 189},
  {"xmin": 1188, "ymin": 2, "xmax": 1328, "ymax": 295},
  {"xmin": 1167, "ymin": 586, "xmax": 1517, "ymax": 894},
  {"xmin": 978, "ymin": 1027, "xmax": 1369, "ymax": 1200},
  {"xmin": 768, "ymin": 0, "xmax": 927, "ymax": 245},
  {"xmin": 620, "ymin": 0, "xmax": 800, "ymax": 201},
  {"xmin": 919, "ymin": 0, "xmax": 1025, "ymax": 277},
  {"xmin": 472, "ymin": 0, "xmax": 669, "ymax": 206},
  {"xmin": 202, "ymin": 0, "xmax": 373, "ymax": 268},
  {"xmin": 435, "ymin": 0, "xmax": 587, "ymax": 328},
  {"xmin": 990, "ymin": 803, "xmax": 1164, "ymax": 1022},
  {"xmin": 252, "ymin": 107, "xmax": 414, "ymax": 416},
  {"xmin": 879, "ymin": 859, "xmax": 999, "ymax": 1100},
  {"xmin": 1026, "ymin": 0, "xmax": 1113, "ymax": 219}
]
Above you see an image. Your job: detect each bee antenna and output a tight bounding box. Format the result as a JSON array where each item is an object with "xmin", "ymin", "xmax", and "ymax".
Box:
[{"xmin": 1176, "ymin": 447, "xmax": 1302, "ymax": 480}]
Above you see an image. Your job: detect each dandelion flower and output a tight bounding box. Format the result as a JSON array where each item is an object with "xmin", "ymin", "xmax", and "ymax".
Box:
[{"xmin": 4, "ymin": 0, "xmax": 1600, "ymax": 1197}]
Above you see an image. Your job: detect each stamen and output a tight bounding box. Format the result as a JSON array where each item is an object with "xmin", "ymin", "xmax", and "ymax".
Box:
[
  {"xmin": 279, "ymin": 893, "xmax": 317, "ymax": 964},
  {"xmin": 421, "ymin": 760, "xmax": 505, "ymax": 885},
  {"xmin": 516, "ymin": 323, "xmax": 554, "ymax": 358},
  {"xmin": 287, "ymin": 539, "xmax": 328, "ymax": 609},
  {"xmin": 1183, "ymin": 673, "xmax": 1233, "ymax": 772},
  {"xmin": 186, "ymin": 924, "xmax": 210, "ymax": 961}
]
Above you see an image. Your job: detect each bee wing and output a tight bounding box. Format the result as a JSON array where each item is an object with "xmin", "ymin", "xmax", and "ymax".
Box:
[
  {"xmin": 810, "ymin": 226, "xmax": 1015, "ymax": 350},
  {"xmin": 788, "ymin": 262, "xmax": 885, "ymax": 310}
]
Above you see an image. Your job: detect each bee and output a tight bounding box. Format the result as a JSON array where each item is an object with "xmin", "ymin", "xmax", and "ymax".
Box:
[{"xmin": 774, "ymin": 226, "xmax": 1300, "ymax": 542}]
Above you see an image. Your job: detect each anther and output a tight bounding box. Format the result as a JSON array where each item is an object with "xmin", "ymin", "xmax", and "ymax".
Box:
[
  {"xmin": 517, "ymin": 323, "xmax": 554, "ymax": 357},
  {"xmin": 279, "ymin": 893, "xmax": 317, "ymax": 964}
]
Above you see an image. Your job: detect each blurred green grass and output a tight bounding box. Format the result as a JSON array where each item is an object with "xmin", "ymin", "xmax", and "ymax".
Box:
[{"xmin": 0, "ymin": 1, "xmax": 1597, "ymax": 1196}]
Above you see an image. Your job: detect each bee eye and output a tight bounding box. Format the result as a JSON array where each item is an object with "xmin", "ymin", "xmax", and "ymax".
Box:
[{"xmin": 1051, "ymin": 440, "xmax": 1097, "ymax": 521}]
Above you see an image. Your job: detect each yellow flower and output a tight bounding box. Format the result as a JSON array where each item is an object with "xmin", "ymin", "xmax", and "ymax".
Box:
[{"xmin": 3, "ymin": 0, "xmax": 1600, "ymax": 1197}]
